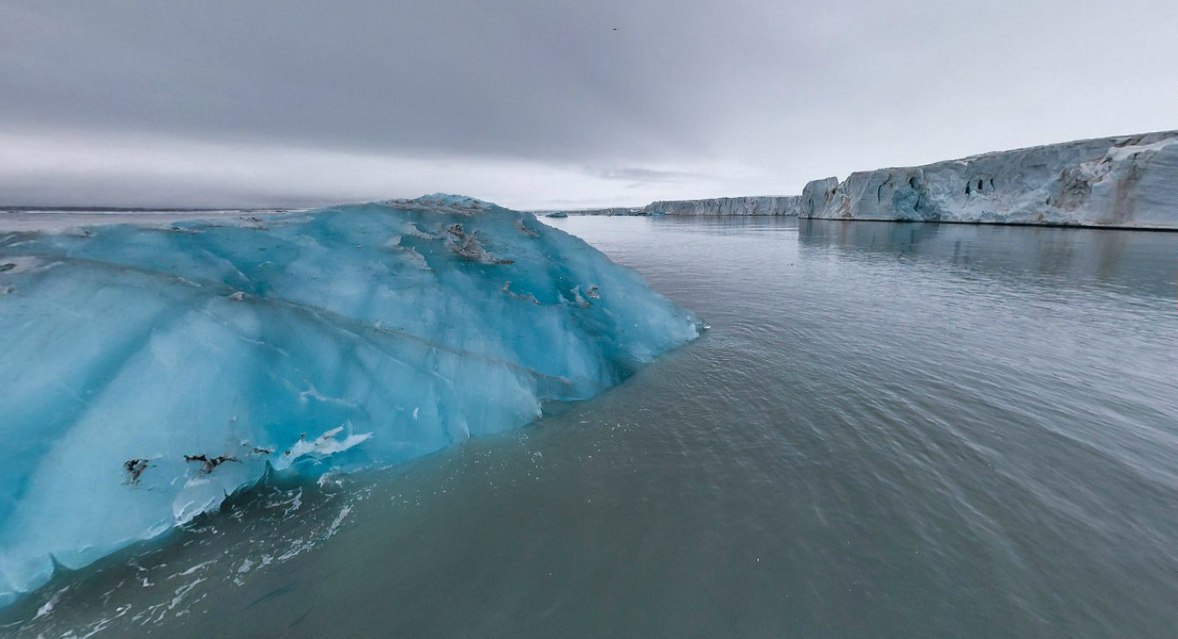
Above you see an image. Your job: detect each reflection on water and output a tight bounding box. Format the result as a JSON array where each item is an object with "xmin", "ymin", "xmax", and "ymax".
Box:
[
  {"xmin": 4, "ymin": 216, "xmax": 1177, "ymax": 639},
  {"xmin": 796, "ymin": 219, "xmax": 1176, "ymax": 298}
]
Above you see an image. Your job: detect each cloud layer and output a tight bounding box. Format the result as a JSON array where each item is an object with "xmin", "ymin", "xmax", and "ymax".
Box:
[{"xmin": 2, "ymin": 0, "xmax": 1175, "ymax": 208}]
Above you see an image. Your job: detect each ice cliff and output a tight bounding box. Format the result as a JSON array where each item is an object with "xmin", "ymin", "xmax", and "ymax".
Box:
[
  {"xmin": 800, "ymin": 130, "xmax": 1178, "ymax": 227},
  {"xmin": 537, "ymin": 196, "xmax": 800, "ymax": 217},
  {"xmin": 643, "ymin": 196, "xmax": 800, "ymax": 216},
  {"xmin": 540, "ymin": 130, "xmax": 1177, "ymax": 227},
  {"xmin": 0, "ymin": 195, "xmax": 700, "ymax": 606}
]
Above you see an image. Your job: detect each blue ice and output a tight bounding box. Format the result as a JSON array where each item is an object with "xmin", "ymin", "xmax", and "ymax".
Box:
[{"xmin": 0, "ymin": 195, "xmax": 699, "ymax": 606}]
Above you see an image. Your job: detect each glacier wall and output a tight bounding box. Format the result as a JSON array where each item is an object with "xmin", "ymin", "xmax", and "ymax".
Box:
[
  {"xmin": 0, "ymin": 195, "xmax": 699, "ymax": 606},
  {"xmin": 538, "ymin": 207, "xmax": 645, "ymax": 217},
  {"xmin": 643, "ymin": 196, "xmax": 800, "ymax": 216},
  {"xmin": 800, "ymin": 130, "xmax": 1178, "ymax": 227}
]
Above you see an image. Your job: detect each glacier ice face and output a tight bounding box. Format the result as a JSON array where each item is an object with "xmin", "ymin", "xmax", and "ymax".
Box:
[
  {"xmin": 0, "ymin": 194, "xmax": 699, "ymax": 606},
  {"xmin": 540, "ymin": 196, "xmax": 801, "ymax": 217},
  {"xmin": 799, "ymin": 130, "xmax": 1178, "ymax": 228},
  {"xmin": 643, "ymin": 196, "xmax": 800, "ymax": 216},
  {"xmin": 539, "ymin": 130, "xmax": 1177, "ymax": 225}
]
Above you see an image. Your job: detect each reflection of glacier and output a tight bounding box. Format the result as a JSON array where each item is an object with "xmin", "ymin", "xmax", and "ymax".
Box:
[
  {"xmin": 798, "ymin": 218, "xmax": 1177, "ymax": 298},
  {"xmin": 0, "ymin": 195, "xmax": 699, "ymax": 606},
  {"xmin": 801, "ymin": 130, "xmax": 1178, "ymax": 228}
]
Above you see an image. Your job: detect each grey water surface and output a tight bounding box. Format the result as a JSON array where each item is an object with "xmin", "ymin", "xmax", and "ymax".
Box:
[{"xmin": 4, "ymin": 216, "xmax": 1176, "ymax": 639}]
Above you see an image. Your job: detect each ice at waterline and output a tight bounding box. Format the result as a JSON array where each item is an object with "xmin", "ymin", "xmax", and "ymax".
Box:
[{"xmin": 0, "ymin": 195, "xmax": 700, "ymax": 606}]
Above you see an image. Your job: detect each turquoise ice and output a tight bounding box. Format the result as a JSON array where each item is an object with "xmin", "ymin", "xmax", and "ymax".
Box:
[{"xmin": 0, "ymin": 195, "xmax": 699, "ymax": 606}]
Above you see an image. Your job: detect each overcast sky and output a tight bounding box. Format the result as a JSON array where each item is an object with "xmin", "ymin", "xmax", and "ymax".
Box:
[{"xmin": 1, "ymin": 0, "xmax": 1175, "ymax": 210}]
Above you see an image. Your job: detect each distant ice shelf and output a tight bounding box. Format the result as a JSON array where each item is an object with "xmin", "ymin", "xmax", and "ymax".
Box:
[
  {"xmin": 644, "ymin": 196, "xmax": 800, "ymax": 217},
  {"xmin": 799, "ymin": 130, "xmax": 1178, "ymax": 228},
  {"xmin": 539, "ymin": 130, "xmax": 1178, "ymax": 228},
  {"xmin": 536, "ymin": 196, "xmax": 800, "ymax": 217},
  {"xmin": 0, "ymin": 194, "xmax": 700, "ymax": 606}
]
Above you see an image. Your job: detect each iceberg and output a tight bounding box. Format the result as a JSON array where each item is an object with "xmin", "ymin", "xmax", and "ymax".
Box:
[{"xmin": 0, "ymin": 194, "xmax": 699, "ymax": 606}]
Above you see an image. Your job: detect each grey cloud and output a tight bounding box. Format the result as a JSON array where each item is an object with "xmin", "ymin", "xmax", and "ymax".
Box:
[
  {"xmin": 1, "ymin": 0, "xmax": 1176, "ymax": 208},
  {"xmin": 588, "ymin": 167, "xmax": 713, "ymax": 183}
]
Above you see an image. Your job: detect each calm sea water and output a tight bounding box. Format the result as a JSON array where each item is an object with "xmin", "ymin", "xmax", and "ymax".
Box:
[{"xmin": 4, "ymin": 217, "xmax": 1176, "ymax": 638}]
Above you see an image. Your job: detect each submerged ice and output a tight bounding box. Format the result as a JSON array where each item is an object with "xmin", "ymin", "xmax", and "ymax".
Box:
[{"xmin": 0, "ymin": 195, "xmax": 699, "ymax": 606}]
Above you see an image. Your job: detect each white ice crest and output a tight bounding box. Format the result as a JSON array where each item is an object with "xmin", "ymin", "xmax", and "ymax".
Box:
[{"xmin": 273, "ymin": 424, "xmax": 373, "ymax": 470}]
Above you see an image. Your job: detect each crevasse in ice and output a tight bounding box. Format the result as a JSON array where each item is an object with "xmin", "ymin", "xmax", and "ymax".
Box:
[{"xmin": 0, "ymin": 195, "xmax": 699, "ymax": 606}]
